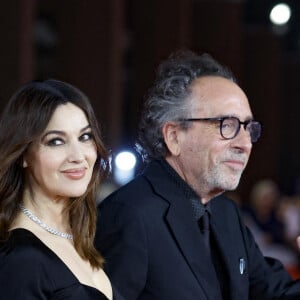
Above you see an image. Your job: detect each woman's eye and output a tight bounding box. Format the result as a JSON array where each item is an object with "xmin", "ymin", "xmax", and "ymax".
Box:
[
  {"xmin": 46, "ymin": 138, "xmax": 64, "ymax": 146},
  {"xmin": 80, "ymin": 132, "xmax": 93, "ymax": 142}
]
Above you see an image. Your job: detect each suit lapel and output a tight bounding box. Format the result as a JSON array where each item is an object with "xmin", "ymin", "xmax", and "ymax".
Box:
[
  {"xmin": 210, "ymin": 196, "xmax": 248, "ymax": 300},
  {"xmin": 144, "ymin": 161, "xmax": 223, "ymax": 299}
]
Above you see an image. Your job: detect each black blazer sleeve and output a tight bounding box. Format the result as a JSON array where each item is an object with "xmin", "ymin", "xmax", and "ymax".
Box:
[
  {"xmin": 248, "ymin": 234, "xmax": 300, "ymax": 299},
  {"xmin": 235, "ymin": 205, "xmax": 300, "ymax": 299},
  {"xmin": 96, "ymin": 200, "xmax": 148, "ymax": 300}
]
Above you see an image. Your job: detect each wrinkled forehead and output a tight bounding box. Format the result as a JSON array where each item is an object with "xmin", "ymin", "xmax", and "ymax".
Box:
[{"xmin": 188, "ymin": 76, "xmax": 253, "ymax": 119}]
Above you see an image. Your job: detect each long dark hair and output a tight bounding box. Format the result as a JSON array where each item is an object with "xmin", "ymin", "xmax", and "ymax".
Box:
[{"xmin": 0, "ymin": 79, "xmax": 109, "ymax": 268}]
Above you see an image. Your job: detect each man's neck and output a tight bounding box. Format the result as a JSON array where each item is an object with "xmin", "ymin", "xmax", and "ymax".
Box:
[{"xmin": 165, "ymin": 156, "xmax": 224, "ymax": 204}]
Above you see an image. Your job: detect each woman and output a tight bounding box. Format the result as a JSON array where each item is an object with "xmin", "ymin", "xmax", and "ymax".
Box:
[{"xmin": 0, "ymin": 79, "xmax": 117, "ymax": 299}]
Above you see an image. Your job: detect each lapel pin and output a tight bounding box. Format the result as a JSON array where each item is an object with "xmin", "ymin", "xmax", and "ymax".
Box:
[{"xmin": 239, "ymin": 258, "xmax": 246, "ymax": 275}]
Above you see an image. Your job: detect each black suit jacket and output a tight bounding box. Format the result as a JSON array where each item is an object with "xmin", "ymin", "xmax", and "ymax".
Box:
[{"xmin": 95, "ymin": 160, "xmax": 300, "ymax": 300}]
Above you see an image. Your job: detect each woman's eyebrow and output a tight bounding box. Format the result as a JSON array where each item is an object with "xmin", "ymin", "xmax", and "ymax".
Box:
[{"xmin": 41, "ymin": 125, "xmax": 91, "ymax": 140}]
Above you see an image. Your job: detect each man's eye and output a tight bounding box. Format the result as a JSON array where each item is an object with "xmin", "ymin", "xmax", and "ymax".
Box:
[
  {"xmin": 221, "ymin": 121, "xmax": 235, "ymax": 130},
  {"xmin": 221, "ymin": 123, "xmax": 232, "ymax": 129},
  {"xmin": 47, "ymin": 138, "xmax": 64, "ymax": 146},
  {"xmin": 80, "ymin": 132, "xmax": 93, "ymax": 142}
]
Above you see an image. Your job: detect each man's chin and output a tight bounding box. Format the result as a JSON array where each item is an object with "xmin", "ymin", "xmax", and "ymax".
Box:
[{"xmin": 221, "ymin": 177, "xmax": 241, "ymax": 191}]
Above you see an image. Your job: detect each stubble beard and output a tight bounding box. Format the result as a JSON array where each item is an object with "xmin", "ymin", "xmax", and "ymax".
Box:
[{"xmin": 205, "ymin": 164, "xmax": 244, "ymax": 193}]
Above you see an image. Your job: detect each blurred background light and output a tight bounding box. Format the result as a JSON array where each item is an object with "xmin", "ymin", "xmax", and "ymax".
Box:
[
  {"xmin": 113, "ymin": 150, "xmax": 137, "ymax": 186},
  {"xmin": 115, "ymin": 151, "xmax": 137, "ymax": 171},
  {"xmin": 270, "ymin": 3, "xmax": 291, "ymax": 25}
]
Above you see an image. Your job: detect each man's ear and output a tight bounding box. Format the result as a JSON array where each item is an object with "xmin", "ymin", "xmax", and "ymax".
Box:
[{"xmin": 162, "ymin": 122, "xmax": 181, "ymax": 156}]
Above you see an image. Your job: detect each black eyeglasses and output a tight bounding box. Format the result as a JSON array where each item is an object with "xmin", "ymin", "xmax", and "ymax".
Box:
[{"xmin": 182, "ymin": 116, "xmax": 262, "ymax": 143}]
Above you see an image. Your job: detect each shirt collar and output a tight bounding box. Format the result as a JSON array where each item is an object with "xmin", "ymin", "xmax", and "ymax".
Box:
[{"xmin": 159, "ymin": 159, "xmax": 210, "ymax": 220}]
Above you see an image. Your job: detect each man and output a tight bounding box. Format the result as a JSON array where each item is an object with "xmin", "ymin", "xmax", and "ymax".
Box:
[{"xmin": 95, "ymin": 51, "xmax": 300, "ymax": 299}]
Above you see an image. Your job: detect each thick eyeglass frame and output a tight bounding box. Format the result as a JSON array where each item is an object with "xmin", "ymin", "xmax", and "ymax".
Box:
[{"xmin": 181, "ymin": 116, "xmax": 262, "ymax": 143}]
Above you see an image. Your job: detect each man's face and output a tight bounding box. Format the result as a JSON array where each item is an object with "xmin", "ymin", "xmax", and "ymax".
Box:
[{"xmin": 167, "ymin": 76, "xmax": 253, "ymax": 202}]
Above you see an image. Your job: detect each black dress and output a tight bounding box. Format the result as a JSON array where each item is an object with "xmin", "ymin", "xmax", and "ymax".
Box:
[{"xmin": 0, "ymin": 228, "xmax": 116, "ymax": 300}]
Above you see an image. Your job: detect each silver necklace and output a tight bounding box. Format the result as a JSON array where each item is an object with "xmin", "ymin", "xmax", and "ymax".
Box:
[{"xmin": 19, "ymin": 205, "xmax": 73, "ymax": 240}]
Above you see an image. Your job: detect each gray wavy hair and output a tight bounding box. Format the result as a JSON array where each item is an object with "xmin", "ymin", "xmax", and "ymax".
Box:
[{"xmin": 137, "ymin": 50, "xmax": 237, "ymax": 162}]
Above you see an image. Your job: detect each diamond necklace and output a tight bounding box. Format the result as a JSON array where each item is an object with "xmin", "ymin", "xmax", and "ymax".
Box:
[{"xmin": 19, "ymin": 205, "xmax": 73, "ymax": 240}]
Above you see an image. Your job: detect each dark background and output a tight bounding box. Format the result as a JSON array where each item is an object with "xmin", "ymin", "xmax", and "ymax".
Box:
[{"xmin": 0, "ymin": 0, "xmax": 299, "ymax": 203}]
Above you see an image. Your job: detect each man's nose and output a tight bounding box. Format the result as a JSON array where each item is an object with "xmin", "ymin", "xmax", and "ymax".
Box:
[{"xmin": 231, "ymin": 126, "xmax": 252, "ymax": 153}]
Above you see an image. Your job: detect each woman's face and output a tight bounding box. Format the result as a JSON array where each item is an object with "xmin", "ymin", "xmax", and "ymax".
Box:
[{"xmin": 23, "ymin": 102, "xmax": 97, "ymax": 201}]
